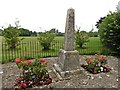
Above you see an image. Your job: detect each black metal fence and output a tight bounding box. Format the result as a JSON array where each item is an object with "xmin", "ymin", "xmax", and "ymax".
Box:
[
  {"xmin": 1, "ymin": 40, "xmax": 64, "ymax": 63},
  {"xmin": 1, "ymin": 39, "xmax": 110, "ymax": 63}
]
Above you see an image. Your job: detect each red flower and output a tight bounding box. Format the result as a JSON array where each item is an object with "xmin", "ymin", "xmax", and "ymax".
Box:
[
  {"xmin": 40, "ymin": 58, "xmax": 46, "ymax": 62},
  {"xmin": 19, "ymin": 82, "xmax": 26, "ymax": 88},
  {"xmin": 98, "ymin": 57, "xmax": 103, "ymax": 61},
  {"xmin": 95, "ymin": 54, "xmax": 98, "ymax": 56},
  {"xmin": 27, "ymin": 60, "xmax": 33, "ymax": 64},
  {"xmin": 15, "ymin": 58, "xmax": 22, "ymax": 64},
  {"xmin": 23, "ymin": 61, "xmax": 27, "ymax": 66}
]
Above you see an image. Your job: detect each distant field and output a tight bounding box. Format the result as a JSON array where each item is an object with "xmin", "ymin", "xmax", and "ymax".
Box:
[
  {"xmin": 1, "ymin": 36, "xmax": 110, "ymax": 63},
  {"xmin": 1, "ymin": 36, "xmax": 64, "ymax": 42}
]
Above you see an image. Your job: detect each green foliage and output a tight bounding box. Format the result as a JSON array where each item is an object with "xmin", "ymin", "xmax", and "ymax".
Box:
[
  {"xmin": 88, "ymin": 31, "xmax": 99, "ymax": 37},
  {"xmin": 19, "ymin": 28, "xmax": 37, "ymax": 36},
  {"xmin": 3, "ymin": 25, "xmax": 23, "ymax": 49},
  {"xmin": 75, "ymin": 27, "xmax": 89, "ymax": 48},
  {"xmin": 46, "ymin": 28, "xmax": 64, "ymax": 36},
  {"xmin": 97, "ymin": 12, "xmax": 120, "ymax": 55},
  {"xmin": 96, "ymin": 17, "xmax": 106, "ymax": 29},
  {"xmin": 37, "ymin": 33, "xmax": 55, "ymax": 50},
  {"xmin": 0, "ymin": 29, "xmax": 3, "ymax": 36},
  {"xmin": 15, "ymin": 58, "xmax": 52, "ymax": 89},
  {"xmin": 93, "ymin": 31, "xmax": 99, "ymax": 37},
  {"xmin": 88, "ymin": 27, "xmax": 99, "ymax": 37},
  {"xmin": 15, "ymin": 58, "xmax": 48, "ymax": 79},
  {"xmin": 85, "ymin": 54, "xmax": 109, "ymax": 72},
  {"xmin": 47, "ymin": 28, "xmax": 58, "ymax": 34}
]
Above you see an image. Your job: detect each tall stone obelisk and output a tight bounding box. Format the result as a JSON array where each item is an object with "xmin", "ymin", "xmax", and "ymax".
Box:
[
  {"xmin": 64, "ymin": 8, "xmax": 75, "ymax": 51},
  {"xmin": 53, "ymin": 8, "xmax": 80, "ymax": 78}
]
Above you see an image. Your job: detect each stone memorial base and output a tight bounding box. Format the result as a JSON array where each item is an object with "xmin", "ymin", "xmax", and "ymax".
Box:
[{"xmin": 53, "ymin": 49, "xmax": 82, "ymax": 78}]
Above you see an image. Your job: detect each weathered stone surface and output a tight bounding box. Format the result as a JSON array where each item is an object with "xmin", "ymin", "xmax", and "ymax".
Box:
[
  {"xmin": 1, "ymin": 56, "xmax": 119, "ymax": 88},
  {"xmin": 53, "ymin": 8, "xmax": 80, "ymax": 78},
  {"xmin": 64, "ymin": 8, "xmax": 75, "ymax": 51},
  {"xmin": 57, "ymin": 49, "xmax": 80, "ymax": 71}
]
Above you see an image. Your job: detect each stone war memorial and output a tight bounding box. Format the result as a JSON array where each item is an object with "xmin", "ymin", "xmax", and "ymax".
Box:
[
  {"xmin": 1, "ymin": 6, "xmax": 119, "ymax": 89},
  {"xmin": 53, "ymin": 8, "xmax": 82, "ymax": 78}
]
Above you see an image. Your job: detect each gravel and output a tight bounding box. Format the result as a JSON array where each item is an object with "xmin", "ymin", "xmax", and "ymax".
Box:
[{"xmin": 1, "ymin": 55, "xmax": 119, "ymax": 89}]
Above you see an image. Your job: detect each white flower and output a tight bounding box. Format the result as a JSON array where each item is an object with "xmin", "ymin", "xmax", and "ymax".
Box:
[
  {"xmin": 100, "ymin": 67, "xmax": 103, "ymax": 71},
  {"xmin": 98, "ymin": 63, "xmax": 101, "ymax": 66},
  {"xmin": 25, "ymin": 70, "xmax": 29, "ymax": 73},
  {"xmin": 98, "ymin": 71, "xmax": 100, "ymax": 72}
]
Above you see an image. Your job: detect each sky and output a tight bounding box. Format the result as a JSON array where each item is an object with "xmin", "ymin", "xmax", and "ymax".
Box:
[{"xmin": 0, "ymin": 0, "xmax": 119, "ymax": 32}]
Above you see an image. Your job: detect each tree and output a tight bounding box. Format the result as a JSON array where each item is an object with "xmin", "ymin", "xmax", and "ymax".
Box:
[
  {"xmin": 19, "ymin": 28, "xmax": 37, "ymax": 36},
  {"xmin": 3, "ymin": 25, "xmax": 23, "ymax": 49},
  {"xmin": 88, "ymin": 30, "xmax": 93, "ymax": 37},
  {"xmin": 47, "ymin": 28, "xmax": 56, "ymax": 33},
  {"xmin": 96, "ymin": 12, "xmax": 120, "ymax": 55},
  {"xmin": 88, "ymin": 25, "xmax": 99, "ymax": 37},
  {"xmin": 93, "ymin": 31, "xmax": 99, "ymax": 37},
  {"xmin": 46, "ymin": 28, "xmax": 59, "ymax": 35},
  {"xmin": 75, "ymin": 27, "xmax": 89, "ymax": 48},
  {"xmin": 56, "ymin": 32, "xmax": 64, "ymax": 36},
  {"xmin": 3, "ymin": 20, "xmax": 23, "ymax": 49},
  {"xmin": 96, "ymin": 17, "xmax": 106, "ymax": 29}
]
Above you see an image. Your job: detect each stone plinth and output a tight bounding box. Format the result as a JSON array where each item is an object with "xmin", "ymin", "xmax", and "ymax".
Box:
[{"xmin": 53, "ymin": 49, "xmax": 80, "ymax": 77}]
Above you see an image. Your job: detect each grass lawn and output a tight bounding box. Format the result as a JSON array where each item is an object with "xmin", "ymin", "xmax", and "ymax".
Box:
[
  {"xmin": 76, "ymin": 37, "xmax": 103, "ymax": 54},
  {"xmin": 1, "ymin": 36, "xmax": 110, "ymax": 63}
]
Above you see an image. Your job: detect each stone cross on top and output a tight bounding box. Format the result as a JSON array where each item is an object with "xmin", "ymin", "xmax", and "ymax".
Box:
[{"xmin": 64, "ymin": 8, "xmax": 75, "ymax": 51}]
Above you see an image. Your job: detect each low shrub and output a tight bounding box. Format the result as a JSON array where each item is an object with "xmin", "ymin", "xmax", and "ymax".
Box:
[{"xmin": 37, "ymin": 33, "xmax": 55, "ymax": 50}]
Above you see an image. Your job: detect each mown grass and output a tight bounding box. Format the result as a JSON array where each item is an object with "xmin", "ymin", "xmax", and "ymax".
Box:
[
  {"xmin": 76, "ymin": 37, "xmax": 103, "ymax": 54},
  {"xmin": 1, "ymin": 36, "xmax": 110, "ymax": 63}
]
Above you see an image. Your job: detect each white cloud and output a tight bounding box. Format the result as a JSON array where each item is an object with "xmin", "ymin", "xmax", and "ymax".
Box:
[{"xmin": 0, "ymin": 0, "xmax": 119, "ymax": 32}]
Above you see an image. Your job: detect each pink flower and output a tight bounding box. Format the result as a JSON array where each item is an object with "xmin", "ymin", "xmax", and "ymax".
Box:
[
  {"xmin": 27, "ymin": 60, "xmax": 33, "ymax": 64},
  {"xmin": 98, "ymin": 57, "xmax": 103, "ymax": 61},
  {"xmin": 15, "ymin": 58, "xmax": 22, "ymax": 64},
  {"xmin": 40, "ymin": 58, "xmax": 46, "ymax": 62},
  {"xmin": 95, "ymin": 54, "xmax": 98, "ymax": 56},
  {"xmin": 23, "ymin": 61, "xmax": 27, "ymax": 66}
]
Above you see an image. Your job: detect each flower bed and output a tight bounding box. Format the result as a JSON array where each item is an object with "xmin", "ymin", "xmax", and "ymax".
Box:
[
  {"xmin": 81, "ymin": 54, "xmax": 111, "ymax": 74},
  {"xmin": 14, "ymin": 58, "xmax": 52, "ymax": 89}
]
